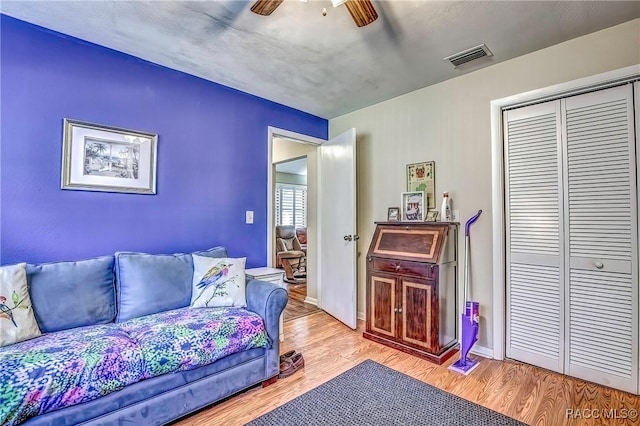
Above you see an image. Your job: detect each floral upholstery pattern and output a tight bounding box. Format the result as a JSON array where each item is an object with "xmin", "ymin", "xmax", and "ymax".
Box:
[
  {"xmin": 0, "ymin": 307, "xmax": 269, "ymax": 426},
  {"xmin": 121, "ymin": 307, "xmax": 266, "ymax": 377}
]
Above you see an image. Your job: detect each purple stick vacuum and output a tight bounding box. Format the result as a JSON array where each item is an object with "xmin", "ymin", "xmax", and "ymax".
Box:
[{"xmin": 449, "ymin": 210, "xmax": 482, "ymax": 375}]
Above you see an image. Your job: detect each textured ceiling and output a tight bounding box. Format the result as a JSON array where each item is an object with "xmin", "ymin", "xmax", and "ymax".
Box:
[{"xmin": 2, "ymin": 1, "xmax": 639, "ymax": 118}]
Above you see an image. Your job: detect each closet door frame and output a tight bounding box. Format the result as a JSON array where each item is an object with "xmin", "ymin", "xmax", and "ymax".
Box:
[
  {"xmin": 490, "ymin": 65, "xmax": 640, "ymax": 369},
  {"xmin": 635, "ymin": 81, "xmax": 640, "ymax": 390}
]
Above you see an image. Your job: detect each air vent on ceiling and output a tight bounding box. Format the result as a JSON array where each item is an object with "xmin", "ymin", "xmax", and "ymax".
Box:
[{"xmin": 444, "ymin": 44, "xmax": 493, "ymax": 68}]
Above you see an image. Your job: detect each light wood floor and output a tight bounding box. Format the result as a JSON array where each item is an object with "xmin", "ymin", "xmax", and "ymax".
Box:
[
  {"xmin": 175, "ymin": 312, "xmax": 640, "ymax": 426},
  {"xmin": 282, "ymin": 282, "xmax": 320, "ymax": 322}
]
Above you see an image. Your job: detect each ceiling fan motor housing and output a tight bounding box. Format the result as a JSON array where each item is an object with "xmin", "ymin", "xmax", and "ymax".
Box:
[{"xmin": 251, "ymin": 0, "xmax": 378, "ymax": 27}]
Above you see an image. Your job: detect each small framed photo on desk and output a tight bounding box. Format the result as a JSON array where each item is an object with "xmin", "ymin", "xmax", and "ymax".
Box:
[
  {"xmin": 388, "ymin": 207, "xmax": 400, "ymax": 222},
  {"xmin": 401, "ymin": 191, "xmax": 425, "ymax": 222},
  {"xmin": 426, "ymin": 210, "xmax": 439, "ymax": 221}
]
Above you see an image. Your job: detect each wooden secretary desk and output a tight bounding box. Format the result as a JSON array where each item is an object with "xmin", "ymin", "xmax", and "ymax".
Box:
[{"xmin": 364, "ymin": 222, "xmax": 458, "ymax": 364}]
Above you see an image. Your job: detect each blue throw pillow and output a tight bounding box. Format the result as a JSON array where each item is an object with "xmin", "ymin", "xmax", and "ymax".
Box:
[
  {"xmin": 115, "ymin": 252, "xmax": 194, "ymax": 322},
  {"xmin": 193, "ymin": 246, "xmax": 228, "ymax": 258},
  {"xmin": 27, "ymin": 256, "xmax": 116, "ymax": 333}
]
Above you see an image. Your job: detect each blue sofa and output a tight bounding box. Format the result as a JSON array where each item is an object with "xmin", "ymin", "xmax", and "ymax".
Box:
[{"xmin": 1, "ymin": 247, "xmax": 287, "ymax": 426}]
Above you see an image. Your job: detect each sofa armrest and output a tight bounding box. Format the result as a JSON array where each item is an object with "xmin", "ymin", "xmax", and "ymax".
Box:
[
  {"xmin": 246, "ymin": 279, "xmax": 287, "ymax": 342},
  {"xmin": 246, "ymin": 279, "xmax": 287, "ymax": 380}
]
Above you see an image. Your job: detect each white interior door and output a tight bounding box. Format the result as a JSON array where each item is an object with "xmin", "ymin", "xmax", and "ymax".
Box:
[
  {"xmin": 319, "ymin": 128, "xmax": 357, "ymax": 329},
  {"xmin": 504, "ymin": 83, "xmax": 639, "ymax": 394},
  {"xmin": 505, "ymin": 100, "xmax": 565, "ymax": 373},
  {"xmin": 562, "ymin": 84, "xmax": 638, "ymax": 393}
]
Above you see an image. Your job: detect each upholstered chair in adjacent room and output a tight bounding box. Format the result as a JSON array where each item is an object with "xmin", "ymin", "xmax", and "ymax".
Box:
[
  {"xmin": 275, "ymin": 225, "xmax": 306, "ymax": 284},
  {"xmin": 295, "ymin": 227, "xmax": 307, "ymax": 255}
]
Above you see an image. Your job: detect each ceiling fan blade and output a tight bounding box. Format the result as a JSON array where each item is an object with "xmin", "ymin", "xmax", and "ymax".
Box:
[
  {"xmin": 250, "ymin": 0, "xmax": 283, "ymax": 16},
  {"xmin": 345, "ymin": 0, "xmax": 378, "ymax": 27}
]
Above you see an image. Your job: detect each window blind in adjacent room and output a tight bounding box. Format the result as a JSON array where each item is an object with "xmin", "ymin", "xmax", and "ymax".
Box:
[{"xmin": 275, "ymin": 183, "xmax": 307, "ymax": 228}]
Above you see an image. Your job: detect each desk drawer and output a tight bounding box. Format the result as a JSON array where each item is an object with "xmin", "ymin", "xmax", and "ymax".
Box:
[{"xmin": 372, "ymin": 258, "xmax": 435, "ymax": 279}]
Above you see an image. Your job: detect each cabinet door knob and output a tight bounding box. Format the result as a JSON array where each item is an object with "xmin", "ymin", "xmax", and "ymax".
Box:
[
  {"xmin": 394, "ymin": 308, "xmax": 398, "ymax": 313},
  {"xmin": 395, "ymin": 264, "xmax": 401, "ymax": 271},
  {"xmin": 398, "ymin": 307, "xmax": 403, "ymax": 313},
  {"xmin": 344, "ymin": 235, "xmax": 353, "ymax": 241},
  {"xmin": 353, "ymin": 235, "xmax": 360, "ymax": 241},
  {"xmin": 367, "ymin": 257, "xmax": 372, "ymax": 262},
  {"xmin": 595, "ymin": 261, "xmax": 604, "ymax": 269}
]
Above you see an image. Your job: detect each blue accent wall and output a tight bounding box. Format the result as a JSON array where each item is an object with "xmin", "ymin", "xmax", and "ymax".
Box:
[{"xmin": 0, "ymin": 15, "xmax": 327, "ymax": 266}]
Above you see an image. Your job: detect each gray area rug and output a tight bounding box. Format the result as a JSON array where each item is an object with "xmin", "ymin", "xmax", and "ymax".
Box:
[{"xmin": 247, "ymin": 359, "xmax": 526, "ymax": 426}]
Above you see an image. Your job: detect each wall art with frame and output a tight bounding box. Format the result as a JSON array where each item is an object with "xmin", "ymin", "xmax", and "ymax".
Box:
[
  {"xmin": 61, "ymin": 119, "xmax": 158, "ymax": 194},
  {"xmin": 406, "ymin": 161, "xmax": 435, "ymax": 209}
]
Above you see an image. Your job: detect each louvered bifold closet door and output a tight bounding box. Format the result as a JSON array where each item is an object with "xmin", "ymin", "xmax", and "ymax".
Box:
[
  {"xmin": 563, "ymin": 84, "xmax": 638, "ymax": 393},
  {"xmin": 505, "ymin": 101, "xmax": 565, "ymax": 373}
]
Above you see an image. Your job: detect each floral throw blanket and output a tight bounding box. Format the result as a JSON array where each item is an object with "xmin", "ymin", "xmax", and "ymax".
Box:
[{"xmin": 0, "ymin": 307, "xmax": 269, "ymax": 426}]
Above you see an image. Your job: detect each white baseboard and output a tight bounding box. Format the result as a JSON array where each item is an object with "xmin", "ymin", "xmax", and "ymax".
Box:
[
  {"xmin": 357, "ymin": 311, "xmax": 366, "ymax": 321},
  {"xmin": 470, "ymin": 345, "xmax": 494, "ymax": 359},
  {"xmin": 303, "ymin": 297, "xmax": 318, "ymax": 306}
]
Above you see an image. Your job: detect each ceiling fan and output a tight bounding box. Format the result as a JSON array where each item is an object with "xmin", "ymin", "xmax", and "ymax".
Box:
[{"xmin": 250, "ymin": 0, "xmax": 378, "ymax": 27}]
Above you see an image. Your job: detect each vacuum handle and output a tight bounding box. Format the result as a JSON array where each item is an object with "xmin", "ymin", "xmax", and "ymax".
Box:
[{"xmin": 465, "ymin": 210, "xmax": 482, "ymax": 237}]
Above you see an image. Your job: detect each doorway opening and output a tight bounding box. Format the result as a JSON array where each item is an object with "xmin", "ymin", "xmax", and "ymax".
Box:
[
  {"xmin": 268, "ymin": 128, "xmax": 324, "ymax": 324},
  {"xmin": 274, "ymin": 156, "xmax": 320, "ymax": 322},
  {"xmin": 267, "ymin": 126, "xmax": 358, "ymax": 330}
]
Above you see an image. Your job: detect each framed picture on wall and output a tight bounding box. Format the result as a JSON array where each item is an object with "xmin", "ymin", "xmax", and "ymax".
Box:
[
  {"xmin": 61, "ymin": 119, "xmax": 158, "ymax": 194},
  {"xmin": 406, "ymin": 161, "xmax": 435, "ymax": 209},
  {"xmin": 401, "ymin": 191, "xmax": 425, "ymax": 221}
]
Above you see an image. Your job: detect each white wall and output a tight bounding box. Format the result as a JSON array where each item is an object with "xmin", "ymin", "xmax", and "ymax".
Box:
[
  {"xmin": 329, "ymin": 19, "xmax": 640, "ymax": 351},
  {"xmin": 272, "ymin": 138, "xmax": 318, "ymax": 301},
  {"xmin": 276, "ymin": 172, "xmax": 307, "ymax": 186},
  {"xmin": 273, "ymin": 137, "xmax": 316, "ymax": 163}
]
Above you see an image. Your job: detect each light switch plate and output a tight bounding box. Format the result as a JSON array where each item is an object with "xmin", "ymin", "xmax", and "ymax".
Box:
[
  {"xmin": 245, "ymin": 211, "xmax": 254, "ymax": 224},
  {"xmin": 452, "ymin": 210, "xmax": 460, "ymax": 222}
]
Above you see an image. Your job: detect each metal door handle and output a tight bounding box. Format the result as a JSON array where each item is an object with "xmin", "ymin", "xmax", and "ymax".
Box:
[
  {"xmin": 595, "ymin": 261, "xmax": 604, "ymax": 269},
  {"xmin": 344, "ymin": 235, "xmax": 352, "ymax": 241}
]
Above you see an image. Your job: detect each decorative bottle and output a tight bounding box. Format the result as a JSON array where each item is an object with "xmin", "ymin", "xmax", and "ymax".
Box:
[{"xmin": 441, "ymin": 192, "xmax": 451, "ymax": 222}]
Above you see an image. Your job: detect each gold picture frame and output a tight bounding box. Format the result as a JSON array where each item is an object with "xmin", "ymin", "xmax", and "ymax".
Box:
[{"xmin": 426, "ymin": 210, "xmax": 439, "ymax": 221}]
